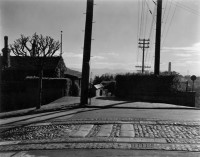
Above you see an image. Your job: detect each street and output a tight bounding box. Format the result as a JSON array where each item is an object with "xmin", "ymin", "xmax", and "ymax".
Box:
[{"xmin": 0, "ymin": 97, "xmax": 200, "ymax": 156}]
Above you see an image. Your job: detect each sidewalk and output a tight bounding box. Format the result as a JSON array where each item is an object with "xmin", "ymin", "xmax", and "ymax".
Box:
[
  {"xmin": 1, "ymin": 96, "xmax": 200, "ymax": 156},
  {"xmin": 1, "ymin": 96, "xmax": 198, "ymax": 119},
  {"xmin": 0, "ymin": 96, "xmax": 80, "ymax": 119}
]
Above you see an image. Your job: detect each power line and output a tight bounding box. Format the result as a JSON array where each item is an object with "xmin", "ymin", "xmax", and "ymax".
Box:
[
  {"xmin": 140, "ymin": 1, "xmax": 145, "ymax": 38},
  {"xmin": 162, "ymin": 3, "xmax": 177, "ymax": 47},
  {"xmin": 137, "ymin": 0, "xmax": 146, "ymax": 66},
  {"xmin": 162, "ymin": 0, "xmax": 169, "ymax": 19},
  {"xmin": 144, "ymin": 1, "xmax": 149, "ymax": 38},
  {"xmin": 136, "ymin": 0, "xmax": 141, "ymax": 66},
  {"xmin": 161, "ymin": 0, "xmax": 173, "ymax": 37},
  {"xmin": 176, "ymin": 1, "xmax": 200, "ymax": 16},
  {"xmin": 146, "ymin": 4, "xmax": 156, "ymax": 67},
  {"xmin": 162, "ymin": 1, "xmax": 200, "ymax": 47},
  {"xmin": 145, "ymin": 0, "xmax": 153, "ymax": 15},
  {"xmin": 171, "ymin": 1, "xmax": 200, "ymax": 17},
  {"xmin": 148, "ymin": 5, "xmax": 156, "ymax": 40},
  {"xmin": 142, "ymin": 0, "xmax": 154, "ymax": 66}
]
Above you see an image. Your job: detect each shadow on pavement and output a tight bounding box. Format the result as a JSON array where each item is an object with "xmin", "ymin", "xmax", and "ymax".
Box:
[
  {"xmin": 96, "ymin": 96, "xmax": 128, "ymax": 101},
  {"xmin": 1, "ymin": 96, "xmax": 199, "ymax": 133}
]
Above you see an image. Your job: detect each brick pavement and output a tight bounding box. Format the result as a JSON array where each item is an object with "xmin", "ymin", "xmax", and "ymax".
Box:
[{"xmin": 1, "ymin": 119, "xmax": 200, "ymax": 152}]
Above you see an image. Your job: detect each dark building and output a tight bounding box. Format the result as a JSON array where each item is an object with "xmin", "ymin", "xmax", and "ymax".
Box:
[
  {"xmin": 64, "ymin": 67, "xmax": 82, "ymax": 86},
  {"xmin": 0, "ymin": 45, "xmax": 82, "ymax": 111},
  {"xmin": 1, "ymin": 53, "xmax": 81, "ymax": 82}
]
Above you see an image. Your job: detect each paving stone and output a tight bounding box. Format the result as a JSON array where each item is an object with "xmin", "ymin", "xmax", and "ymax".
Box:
[
  {"xmin": 120, "ymin": 124, "xmax": 135, "ymax": 137},
  {"xmin": 131, "ymin": 143, "xmax": 154, "ymax": 149},
  {"xmin": 1, "ymin": 119, "xmax": 200, "ymax": 152},
  {"xmin": 96, "ymin": 124, "xmax": 113, "ymax": 137},
  {"xmin": 71, "ymin": 125, "xmax": 93, "ymax": 137},
  {"xmin": 116, "ymin": 138, "xmax": 161, "ymax": 143},
  {"xmin": 121, "ymin": 124, "xmax": 134, "ymax": 131},
  {"xmin": 120, "ymin": 131, "xmax": 135, "ymax": 137}
]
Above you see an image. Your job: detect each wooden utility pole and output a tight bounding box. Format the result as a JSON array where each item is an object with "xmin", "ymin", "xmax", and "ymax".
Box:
[
  {"xmin": 34, "ymin": 39, "xmax": 43, "ymax": 109},
  {"xmin": 138, "ymin": 39, "xmax": 150, "ymax": 74},
  {"xmin": 37, "ymin": 57, "xmax": 43, "ymax": 109},
  {"xmin": 80, "ymin": 0, "xmax": 94, "ymax": 106},
  {"xmin": 60, "ymin": 31, "xmax": 63, "ymax": 56},
  {"xmin": 154, "ymin": 0, "xmax": 162, "ymax": 75}
]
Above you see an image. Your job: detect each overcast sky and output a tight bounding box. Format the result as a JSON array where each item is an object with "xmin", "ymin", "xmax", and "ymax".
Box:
[{"xmin": 1, "ymin": 0, "xmax": 200, "ymax": 76}]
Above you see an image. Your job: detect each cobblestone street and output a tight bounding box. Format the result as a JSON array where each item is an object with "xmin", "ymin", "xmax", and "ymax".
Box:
[
  {"xmin": 1, "ymin": 119, "xmax": 200, "ymax": 152},
  {"xmin": 1, "ymin": 98, "xmax": 200, "ymax": 156}
]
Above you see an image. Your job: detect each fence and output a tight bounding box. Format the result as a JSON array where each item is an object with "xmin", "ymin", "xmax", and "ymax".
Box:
[{"xmin": 0, "ymin": 78, "xmax": 72, "ymax": 112}]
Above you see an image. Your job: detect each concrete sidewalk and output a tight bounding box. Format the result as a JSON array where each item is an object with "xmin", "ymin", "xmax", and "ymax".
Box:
[
  {"xmin": 0, "ymin": 96, "xmax": 80, "ymax": 119},
  {"xmin": 1, "ymin": 96, "xmax": 200, "ymax": 156}
]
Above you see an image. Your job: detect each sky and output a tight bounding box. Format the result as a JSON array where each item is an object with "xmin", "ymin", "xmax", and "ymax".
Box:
[{"xmin": 0, "ymin": 0, "xmax": 200, "ymax": 76}]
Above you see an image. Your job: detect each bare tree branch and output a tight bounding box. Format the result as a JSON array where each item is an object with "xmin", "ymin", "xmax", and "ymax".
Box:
[{"xmin": 10, "ymin": 33, "xmax": 61, "ymax": 57}]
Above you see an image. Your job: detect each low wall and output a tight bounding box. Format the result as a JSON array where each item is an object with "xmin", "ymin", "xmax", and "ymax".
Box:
[{"xmin": 0, "ymin": 78, "xmax": 72, "ymax": 112}]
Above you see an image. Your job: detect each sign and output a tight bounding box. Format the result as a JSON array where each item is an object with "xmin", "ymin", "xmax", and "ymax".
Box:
[{"xmin": 191, "ymin": 75, "xmax": 197, "ymax": 81}]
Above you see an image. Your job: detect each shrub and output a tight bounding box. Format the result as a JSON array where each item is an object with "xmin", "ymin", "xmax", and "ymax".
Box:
[{"xmin": 115, "ymin": 73, "xmax": 181, "ymax": 98}]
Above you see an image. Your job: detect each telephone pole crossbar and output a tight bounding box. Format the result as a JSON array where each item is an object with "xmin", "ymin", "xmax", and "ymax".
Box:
[{"xmin": 137, "ymin": 39, "xmax": 150, "ymax": 74}]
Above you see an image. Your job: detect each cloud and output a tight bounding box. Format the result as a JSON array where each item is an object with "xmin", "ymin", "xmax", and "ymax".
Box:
[
  {"xmin": 63, "ymin": 52, "xmax": 106, "ymax": 60},
  {"xmin": 106, "ymin": 52, "xmax": 119, "ymax": 57},
  {"xmin": 174, "ymin": 53, "xmax": 192, "ymax": 57},
  {"xmin": 167, "ymin": 60, "xmax": 200, "ymax": 68},
  {"xmin": 92, "ymin": 56, "xmax": 105, "ymax": 60},
  {"xmin": 184, "ymin": 60, "xmax": 200, "ymax": 64},
  {"xmin": 63, "ymin": 52, "xmax": 83, "ymax": 58},
  {"xmin": 91, "ymin": 61, "xmax": 134, "ymax": 70},
  {"xmin": 97, "ymin": 52, "xmax": 119, "ymax": 57},
  {"xmin": 162, "ymin": 42, "xmax": 200, "ymax": 55}
]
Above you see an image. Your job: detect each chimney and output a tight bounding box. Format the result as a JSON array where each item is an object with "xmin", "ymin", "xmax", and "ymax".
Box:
[
  {"xmin": 168, "ymin": 62, "xmax": 171, "ymax": 74},
  {"xmin": 2, "ymin": 36, "xmax": 11, "ymax": 68}
]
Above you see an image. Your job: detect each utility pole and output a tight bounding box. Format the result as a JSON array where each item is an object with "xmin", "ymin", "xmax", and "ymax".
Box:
[
  {"xmin": 154, "ymin": 0, "xmax": 162, "ymax": 75},
  {"xmin": 138, "ymin": 39, "xmax": 150, "ymax": 74},
  {"xmin": 34, "ymin": 39, "xmax": 43, "ymax": 110},
  {"xmin": 80, "ymin": 0, "xmax": 94, "ymax": 106},
  {"xmin": 60, "ymin": 31, "xmax": 63, "ymax": 56}
]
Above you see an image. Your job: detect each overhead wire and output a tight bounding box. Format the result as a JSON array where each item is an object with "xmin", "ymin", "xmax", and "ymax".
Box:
[
  {"xmin": 137, "ymin": 0, "xmax": 145, "ymax": 67},
  {"xmin": 136, "ymin": 0, "xmax": 141, "ymax": 66},
  {"xmin": 174, "ymin": 1, "xmax": 200, "ymax": 16},
  {"xmin": 144, "ymin": 0, "xmax": 200, "ymax": 71},
  {"xmin": 147, "ymin": 5, "xmax": 156, "ymax": 67},
  {"xmin": 161, "ymin": 0, "xmax": 173, "ymax": 38},
  {"xmin": 162, "ymin": 2, "xmax": 177, "ymax": 47},
  {"xmin": 144, "ymin": 1, "xmax": 149, "ymax": 39},
  {"xmin": 140, "ymin": 1, "xmax": 145, "ymax": 38},
  {"xmin": 146, "ymin": 0, "xmax": 156, "ymax": 66},
  {"xmin": 144, "ymin": 0, "xmax": 149, "ymax": 65},
  {"xmin": 162, "ymin": 0, "xmax": 169, "ymax": 19},
  {"xmin": 161, "ymin": 1, "xmax": 200, "ymax": 47}
]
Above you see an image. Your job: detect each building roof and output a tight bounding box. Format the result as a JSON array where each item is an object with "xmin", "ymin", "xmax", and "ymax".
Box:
[
  {"xmin": 101, "ymin": 81, "xmax": 116, "ymax": 86},
  {"xmin": 64, "ymin": 68, "xmax": 82, "ymax": 79},
  {"xmin": 1, "ymin": 56, "xmax": 82, "ymax": 78},
  {"xmin": 1, "ymin": 56, "xmax": 62, "ymax": 70},
  {"xmin": 94, "ymin": 84, "xmax": 104, "ymax": 89}
]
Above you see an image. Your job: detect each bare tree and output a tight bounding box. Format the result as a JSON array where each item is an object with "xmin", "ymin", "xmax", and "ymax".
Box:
[
  {"xmin": 10, "ymin": 33, "xmax": 60, "ymax": 109},
  {"xmin": 10, "ymin": 33, "xmax": 60, "ymax": 57}
]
